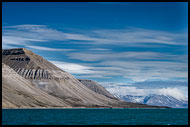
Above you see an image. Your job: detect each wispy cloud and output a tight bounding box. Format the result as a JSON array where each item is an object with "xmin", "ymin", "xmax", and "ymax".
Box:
[
  {"xmin": 90, "ymin": 28, "xmax": 187, "ymax": 45},
  {"xmin": 3, "ymin": 24, "xmax": 187, "ymax": 49},
  {"xmin": 2, "ymin": 24, "xmax": 188, "ymax": 82},
  {"xmin": 3, "ymin": 24, "xmax": 68, "ymax": 41},
  {"xmin": 158, "ymin": 87, "xmax": 187, "ymax": 100},
  {"xmin": 67, "ymin": 51, "xmax": 187, "ymax": 62},
  {"xmin": 2, "ymin": 24, "xmax": 104, "ymax": 46},
  {"xmin": 50, "ymin": 60, "xmax": 122, "ymax": 77},
  {"xmin": 2, "ymin": 36, "xmax": 44, "ymax": 48},
  {"xmin": 26, "ymin": 45, "xmax": 75, "ymax": 52},
  {"xmin": 89, "ymin": 48, "xmax": 111, "ymax": 51},
  {"xmin": 49, "ymin": 58, "xmax": 187, "ymax": 82},
  {"xmin": 132, "ymin": 81, "xmax": 188, "ymax": 88},
  {"xmin": 50, "ymin": 60, "xmax": 95, "ymax": 74},
  {"xmin": 98, "ymin": 60, "xmax": 187, "ymax": 82}
]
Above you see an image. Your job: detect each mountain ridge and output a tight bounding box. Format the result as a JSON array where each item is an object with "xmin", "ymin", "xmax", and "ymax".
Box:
[
  {"xmin": 78, "ymin": 79, "xmax": 118, "ymax": 100},
  {"xmin": 115, "ymin": 94, "xmax": 188, "ymax": 108},
  {"xmin": 2, "ymin": 48, "xmax": 169, "ymax": 109}
]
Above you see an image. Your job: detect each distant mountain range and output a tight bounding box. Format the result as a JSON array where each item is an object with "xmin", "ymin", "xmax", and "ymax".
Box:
[
  {"xmin": 2, "ymin": 48, "xmax": 166, "ymax": 109},
  {"xmin": 114, "ymin": 94, "xmax": 188, "ymax": 108}
]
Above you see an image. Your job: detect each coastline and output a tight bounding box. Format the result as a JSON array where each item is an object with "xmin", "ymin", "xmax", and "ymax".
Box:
[{"xmin": 2, "ymin": 106, "xmax": 171, "ymax": 109}]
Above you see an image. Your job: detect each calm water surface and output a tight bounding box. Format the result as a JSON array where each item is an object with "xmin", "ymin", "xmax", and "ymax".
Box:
[{"xmin": 2, "ymin": 108, "xmax": 188, "ymax": 125}]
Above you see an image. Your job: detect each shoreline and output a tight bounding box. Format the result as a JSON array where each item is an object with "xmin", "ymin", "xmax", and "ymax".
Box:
[{"xmin": 2, "ymin": 106, "xmax": 171, "ymax": 109}]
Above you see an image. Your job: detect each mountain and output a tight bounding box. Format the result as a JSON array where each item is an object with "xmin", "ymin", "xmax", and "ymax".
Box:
[
  {"xmin": 116, "ymin": 94, "xmax": 188, "ymax": 108},
  {"xmin": 143, "ymin": 94, "xmax": 188, "ymax": 108},
  {"xmin": 2, "ymin": 48, "xmax": 166, "ymax": 108},
  {"xmin": 78, "ymin": 79, "xmax": 118, "ymax": 100}
]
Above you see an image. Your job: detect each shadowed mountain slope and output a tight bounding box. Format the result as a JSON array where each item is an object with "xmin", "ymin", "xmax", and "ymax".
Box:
[{"xmin": 78, "ymin": 79, "xmax": 118, "ymax": 100}]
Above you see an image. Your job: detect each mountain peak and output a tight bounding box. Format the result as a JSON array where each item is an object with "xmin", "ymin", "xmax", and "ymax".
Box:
[
  {"xmin": 2, "ymin": 48, "xmax": 60, "ymax": 70},
  {"xmin": 3, "ymin": 48, "xmax": 26, "ymax": 55},
  {"xmin": 119, "ymin": 94, "xmax": 188, "ymax": 108},
  {"xmin": 2, "ymin": 48, "xmax": 43, "ymax": 59}
]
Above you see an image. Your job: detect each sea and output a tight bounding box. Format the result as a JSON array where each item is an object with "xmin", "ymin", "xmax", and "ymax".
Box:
[{"xmin": 2, "ymin": 108, "xmax": 188, "ymax": 125}]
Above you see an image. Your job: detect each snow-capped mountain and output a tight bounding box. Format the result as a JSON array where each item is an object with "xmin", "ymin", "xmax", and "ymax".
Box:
[{"xmin": 115, "ymin": 94, "xmax": 188, "ymax": 108}]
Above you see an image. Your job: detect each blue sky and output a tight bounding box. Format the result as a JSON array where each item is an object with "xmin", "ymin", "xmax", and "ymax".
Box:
[{"xmin": 2, "ymin": 2, "xmax": 188, "ymax": 98}]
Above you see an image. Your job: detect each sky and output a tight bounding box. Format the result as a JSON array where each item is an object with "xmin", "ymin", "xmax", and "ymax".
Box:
[{"xmin": 2, "ymin": 2, "xmax": 188, "ymax": 99}]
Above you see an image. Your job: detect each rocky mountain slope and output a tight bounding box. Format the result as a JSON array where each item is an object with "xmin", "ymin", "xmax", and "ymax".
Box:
[
  {"xmin": 2, "ymin": 63, "xmax": 71, "ymax": 108},
  {"xmin": 2, "ymin": 48, "xmax": 168, "ymax": 108},
  {"xmin": 78, "ymin": 79, "xmax": 117, "ymax": 100}
]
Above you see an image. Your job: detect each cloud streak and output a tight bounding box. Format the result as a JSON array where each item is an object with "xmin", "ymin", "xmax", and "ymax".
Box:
[
  {"xmin": 26, "ymin": 45, "xmax": 74, "ymax": 52},
  {"xmin": 50, "ymin": 60, "xmax": 122, "ymax": 78},
  {"xmin": 2, "ymin": 24, "xmax": 188, "ymax": 82},
  {"xmin": 2, "ymin": 24, "xmax": 187, "ymax": 49},
  {"xmin": 67, "ymin": 51, "xmax": 187, "ymax": 62},
  {"xmin": 99, "ymin": 60, "xmax": 187, "ymax": 82},
  {"xmin": 49, "ymin": 58, "xmax": 187, "ymax": 82},
  {"xmin": 50, "ymin": 60, "xmax": 95, "ymax": 74}
]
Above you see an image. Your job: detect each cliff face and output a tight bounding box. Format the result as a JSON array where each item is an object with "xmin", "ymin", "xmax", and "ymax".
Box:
[{"xmin": 2, "ymin": 48, "xmax": 167, "ymax": 108}]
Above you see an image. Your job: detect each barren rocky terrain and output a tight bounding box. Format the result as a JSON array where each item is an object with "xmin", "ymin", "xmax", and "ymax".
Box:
[{"xmin": 2, "ymin": 48, "xmax": 168, "ymax": 109}]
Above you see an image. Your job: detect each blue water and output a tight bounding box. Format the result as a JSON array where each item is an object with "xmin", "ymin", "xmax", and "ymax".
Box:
[{"xmin": 2, "ymin": 108, "xmax": 188, "ymax": 125}]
